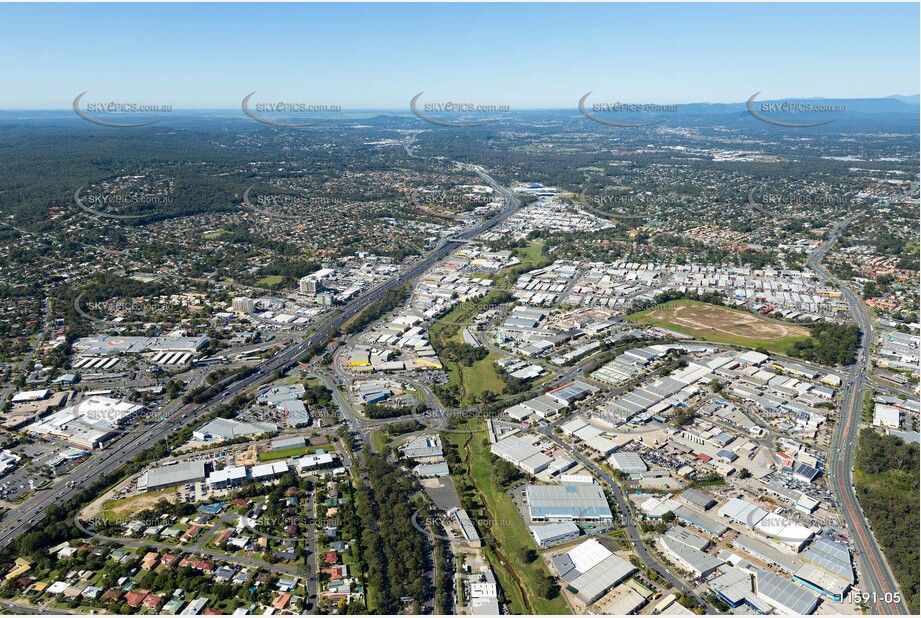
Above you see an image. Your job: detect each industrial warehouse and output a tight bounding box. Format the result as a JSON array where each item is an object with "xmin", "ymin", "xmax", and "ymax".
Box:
[{"xmin": 525, "ymin": 484, "xmax": 613, "ymax": 522}]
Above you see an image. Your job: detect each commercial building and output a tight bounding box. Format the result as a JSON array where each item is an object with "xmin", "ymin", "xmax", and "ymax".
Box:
[
  {"xmin": 733, "ymin": 534, "xmax": 802, "ymax": 574},
  {"xmin": 794, "ymin": 537, "xmax": 855, "ymax": 600},
  {"xmin": 529, "ymin": 522, "xmax": 581, "ymax": 548},
  {"xmin": 793, "ymin": 563, "xmax": 850, "ymax": 602},
  {"xmin": 793, "ymin": 463, "xmax": 821, "ymax": 484},
  {"xmin": 873, "ymin": 403, "xmax": 902, "ymax": 429},
  {"xmin": 297, "ymin": 451, "xmax": 335, "ymax": 472},
  {"xmin": 551, "ymin": 539, "xmax": 636, "ymax": 604},
  {"xmin": 641, "ymin": 495, "xmax": 682, "ymax": 519},
  {"xmin": 401, "ymin": 435, "xmax": 443, "ymax": 461},
  {"xmin": 678, "ymin": 488, "xmax": 716, "ymax": 511},
  {"xmin": 658, "ymin": 530, "xmax": 723, "ymax": 578},
  {"xmin": 207, "ymin": 466, "xmax": 248, "ymax": 490},
  {"xmin": 754, "ymin": 569, "xmax": 819, "ymax": 615},
  {"xmin": 673, "ymin": 505, "xmax": 728, "ymax": 536},
  {"xmin": 251, "ymin": 461, "xmax": 290, "ymax": 482},
  {"xmin": 546, "ymin": 380, "xmax": 596, "ymax": 406},
  {"xmin": 490, "ymin": 436, "xmax": 552, "ymax": 474},
  {"xmin": 74, "ymin": 335, "xmax": 208, "ymax": 357},
  {"xmin": 193, "ymin": 418, "xmax": 277, "ymax": 442},
  {"xmin": 257, "ymin": 384, "xmax": 311, "ymax": 428},
  {"xmin": 271, "ymin": 436, "xmax": 306, "ymax": 452},
  {"xmin": 24, "ymin": 396, "xmax": 144, "ymax": 449},
  {"xmin": 525, "ymin": 483, "xmax": 612, "ymax": 522},
  {"xmin": 454, "ymin": 509, "xmax": 481, "ymax": 547},
  {"xmin": 609, "ymin": 451, "xmax": 648, "ymax": 474},
  {"xmin": 665, "ymin": 527, "xmax": 710, "ymax": 551},
  {"xmin": 415, "ymin": 462, "xmax": 450, "ymax": 478},
  {"xmin": 231, "ymin": 297, "xmax": 255, "ymax": 314},
  {"xmin": 142, "ymin": 461, "xmax": 209, "ymax": 492}
]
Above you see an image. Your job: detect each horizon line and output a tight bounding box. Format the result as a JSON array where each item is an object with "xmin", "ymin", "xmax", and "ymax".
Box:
[{"xmin": 2, "ymin": 94, "xmax": 920, "ymax": 114}]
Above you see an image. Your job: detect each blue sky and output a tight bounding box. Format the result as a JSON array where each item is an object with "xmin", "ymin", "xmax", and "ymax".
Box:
[{"xmin": 1, "ymin": 2, "xmax": 917, "ymax": 109}]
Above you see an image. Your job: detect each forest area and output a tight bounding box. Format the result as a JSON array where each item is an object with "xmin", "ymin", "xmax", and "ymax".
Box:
[{"xmin": 855, "ymin": 429, "xmax": 920, "ymax": 613}]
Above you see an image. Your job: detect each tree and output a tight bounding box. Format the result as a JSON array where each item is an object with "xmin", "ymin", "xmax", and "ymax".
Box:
[
  {"xmin": 537, "ymin": 574, "xmax": 560, "ymax": 599},
  {"xmin": 516, "ymin": 548, "xmax": 537, "ymax": 564}
]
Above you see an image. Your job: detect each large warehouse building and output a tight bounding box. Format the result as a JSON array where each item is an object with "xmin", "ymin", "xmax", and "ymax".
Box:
[
  {"xmin": 550, "ymin": 539, "xmax": 636, "ymax": 604},
  {"xmin": 526, "ymin": 484, "xmax": 613, "ymax": 522},
  {"xmin": 140, "ymin": 461, "xmax": 209, "ymax": 492},
  {"xmin": 491, "ymin": 436, "xmax": 552, "ymax": 474}
]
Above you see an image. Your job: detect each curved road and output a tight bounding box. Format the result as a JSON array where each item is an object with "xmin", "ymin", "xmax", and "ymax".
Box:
[{"xmin": 0, "ymin": 165, "xmax": 521, "ymax": 550}]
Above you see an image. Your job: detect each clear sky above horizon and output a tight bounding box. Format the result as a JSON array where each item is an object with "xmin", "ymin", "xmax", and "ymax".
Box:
[{"xmin": 1, "ymin": 2, "xmax": 918, "ymax": 109}]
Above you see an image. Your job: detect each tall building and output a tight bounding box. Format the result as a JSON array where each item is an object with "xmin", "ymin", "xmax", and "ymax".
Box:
[
  {"xmin": 299, "ymin": 276, "xmax": 318, "ymax": 294},
  {"xmin": 232, "ymin": 297, "xmax": 255, "ymax": 314}
]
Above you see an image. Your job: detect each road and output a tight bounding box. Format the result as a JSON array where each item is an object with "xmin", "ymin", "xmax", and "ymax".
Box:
[
  {"xmin": 807, "ymin": 214, "xmax": 907, "ymax": 615},
  {"xmin": 0, "ymin": 601, "xmax": 66, "ymax": 615},
  {"xmin": 537, "ymin": 427, "xmax": 718, "ymax": 614},
  {"xmin": 0, "ymin": 164, "xmax": 520, "ymax": 552}
]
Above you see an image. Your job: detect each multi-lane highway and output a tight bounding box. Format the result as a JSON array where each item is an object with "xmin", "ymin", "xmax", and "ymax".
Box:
[
  {"xmin": 0, "ymin": 164, "xmax": 521, "ymax": 549},
  {"xmin": 808, "ymin": 214, "xmax": 907, "ymax": 615}
]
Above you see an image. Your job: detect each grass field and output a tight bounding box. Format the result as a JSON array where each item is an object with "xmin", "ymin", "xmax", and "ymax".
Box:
[
  {"xmin": 627, "ymin": 299, "xmax": 810, "ymax": 354},
  {"xmin": 369, "ymin": 428, "xmax": 390, "ymax": 454},
  {"xmin": 254, "ymin": 274, "xmax": 284, "ymax": 288},
  {"xmin": 96, "ymin": 489, "xmax": 175, "ymax": 521},
  {"xmin": 257, "ymin": 443, "xmax": 329, "ymax": 462},
  {"xmin": 463, "ymin": 351, "xmax": 506, "ymax": 399},
  {"xmin": 445, "ymin": 429, "xmax": 571, "ymax": 615},
  {"xmin": 429, "ymin": 291, "xmax": 508, "ymax": 405}
]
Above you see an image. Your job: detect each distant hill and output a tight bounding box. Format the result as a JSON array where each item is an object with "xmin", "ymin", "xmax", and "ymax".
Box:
[
  {"xmin": 886, "ymin": 94, "xmax": 920, "ymax": 105},
  {"xmin": 665, "ymin": 96, "xmax": 919, "ymax": 115}
]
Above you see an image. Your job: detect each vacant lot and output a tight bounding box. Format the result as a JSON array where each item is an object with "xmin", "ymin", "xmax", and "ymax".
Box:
[
  {"xmin": 89, "ymin": 489, "xmax": 177, "ymax": 521},
  {"xmin": 628, "ymin": 300, "xmax": 810, "ymax": 354}
]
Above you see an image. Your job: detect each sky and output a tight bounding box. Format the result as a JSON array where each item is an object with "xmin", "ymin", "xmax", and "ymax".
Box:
[{"xmin": 0, "ymin": 2, "xmax": 918, "ymax": 109}]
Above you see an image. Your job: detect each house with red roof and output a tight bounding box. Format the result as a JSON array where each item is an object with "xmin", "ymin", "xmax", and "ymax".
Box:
[
  {"xmin": 142, "ymin": 594, "xmax": 162, "ymax": 610},
  {"xmin": 213, "ymin": 529, "xmax": 233, "ymax": 546},
  {"xmin": 181, "ymin": 526, "xmax": 202, "ymax": 542},
  {"xmin": 101, "ymin": 588, "xmax": 122, "ymax": 602},
  {"xmin": 272, "ymin": 592, "xmax": 292, "ymax": 609},
  {"xmin": 124, "ymin": 589, "xmax": 149, "ymax": 607}
]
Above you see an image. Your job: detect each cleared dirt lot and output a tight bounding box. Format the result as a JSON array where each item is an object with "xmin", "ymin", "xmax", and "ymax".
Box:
[{"xmin": 629, "ymin": 300, "xmax": 810, "ymax": 353}]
